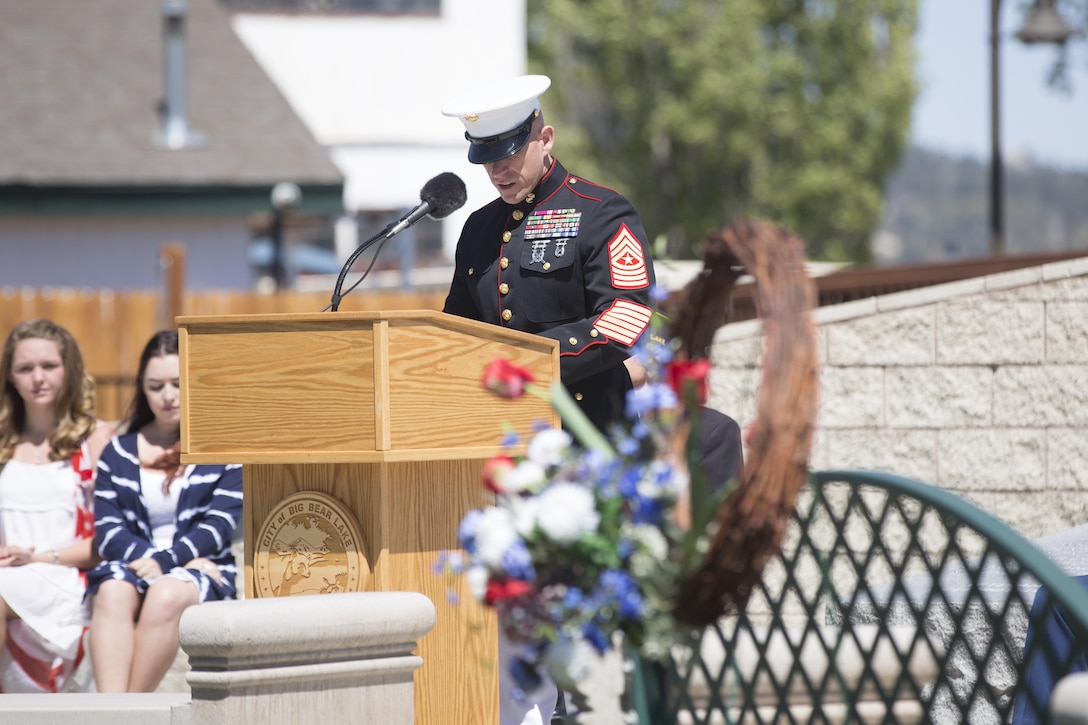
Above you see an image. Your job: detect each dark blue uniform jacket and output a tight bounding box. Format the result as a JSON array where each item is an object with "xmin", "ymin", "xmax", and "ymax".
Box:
[{"xmin": 444, "ymin": 158, "xmax": 656, "ymax": 431}]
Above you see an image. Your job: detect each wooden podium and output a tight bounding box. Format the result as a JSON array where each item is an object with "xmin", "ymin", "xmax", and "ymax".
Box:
[{"xmin": 177, "ymin": 310, "xmax": 559, "ymax": 725}]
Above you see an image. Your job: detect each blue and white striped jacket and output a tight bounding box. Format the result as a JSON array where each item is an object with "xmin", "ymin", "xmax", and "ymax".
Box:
[{"xmin": 87, "ymin": 433, "xmax": 243, "ymax": 598}]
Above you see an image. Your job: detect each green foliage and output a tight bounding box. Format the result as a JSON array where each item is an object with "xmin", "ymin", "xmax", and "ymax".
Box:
[{"xmin": 529, "ymin": 0, "xmax": 919, "ymax": 262}]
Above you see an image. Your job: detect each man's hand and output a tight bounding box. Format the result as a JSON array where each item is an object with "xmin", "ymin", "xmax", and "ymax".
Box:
[{"xmin": 624, "ymin": 356, "xmax": 648, "ymax": 388}]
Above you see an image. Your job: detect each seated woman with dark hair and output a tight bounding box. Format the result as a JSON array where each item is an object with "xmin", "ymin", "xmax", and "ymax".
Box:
[{"xmin": 86, "ymin": 330, "xmax": 242, "ymax": 693}]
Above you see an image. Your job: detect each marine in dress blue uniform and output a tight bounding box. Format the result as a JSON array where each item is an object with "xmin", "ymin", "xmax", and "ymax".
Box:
[{"xmin": 442, "ymin": 75, "xmax": 656, "ymax": 432}]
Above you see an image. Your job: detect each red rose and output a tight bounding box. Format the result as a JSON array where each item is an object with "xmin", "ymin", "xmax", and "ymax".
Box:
[
  {"xmin": 482, "ymin": 357, "xmax": 536, "ymax": 398},
  {"xmin": 482, "ymin": 456, "xmax": 516, "ymax": 494},
  {"xmin": 666, "ymin": 358, "xmax": 711, "ymax": 405},
  {"xmin": 484, "ymin": 577, "xmax": 533, "ymax": 605}
]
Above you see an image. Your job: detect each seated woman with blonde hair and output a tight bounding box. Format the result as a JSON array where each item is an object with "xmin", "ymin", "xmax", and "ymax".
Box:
[{"xmin": 0, "ymin": 318, "xmax": 113, "ymax": 692}]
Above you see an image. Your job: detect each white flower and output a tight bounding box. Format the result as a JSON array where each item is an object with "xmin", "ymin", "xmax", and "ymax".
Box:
[
  {"xmin": 543, "ymin": 634, "xmax": 597, "ymax": 692},
  {"xmin": 465, "ymin": 565, "xmax": 489, "ymax": 602},
  {"xmin": 626, "ymin": 521, "xmax": 671, "ymax": 580},
  {"xmin": 475, "ymin": 506, "xmax": 520, "ymax": 572},
  {"xmin": 536, "ymin": 483, "xmax": 599, "ymax": 545},
  {"xmin": 622, "ymin": 522, "xmax": 669, "ymax": 560},
  {"xmin": 637, "ymin": 459, "xmax": 686, "ymax": 500},
  {"xmin": 505, "ymin": 460, "xmax": 546, "ymax": 493},
  {"xmin": 510, "ymin": 495, "xmax": 541, "ymax": 538},
  {"xmin": 526, "ymin": 428, "xmax": 573, "ymax": 467}
]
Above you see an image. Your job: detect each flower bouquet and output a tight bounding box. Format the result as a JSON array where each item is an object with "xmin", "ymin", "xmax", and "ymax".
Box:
[
  {"xmin": 437, "ymin": 321, "xmax": 722, "ymax": 699},
  {"xmin": 436, "ymin": 217, "xmax": 820, "ymax": 711}
]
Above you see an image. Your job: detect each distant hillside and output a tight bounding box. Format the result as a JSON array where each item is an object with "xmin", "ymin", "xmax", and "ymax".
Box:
[{"xmin": 874, "ymin": 146, "xmax": 1088, "ymax": 262}]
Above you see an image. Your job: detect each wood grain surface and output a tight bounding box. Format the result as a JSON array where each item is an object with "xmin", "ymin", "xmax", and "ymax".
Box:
[{"xmin": 178, "ymin": 311, "xmax": 559, "ymax": 725}]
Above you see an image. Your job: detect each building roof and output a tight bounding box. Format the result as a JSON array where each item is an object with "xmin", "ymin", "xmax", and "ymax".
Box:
[{"xmin": 0, "ymin": 0, "xmax": 343, "ymax": 193}]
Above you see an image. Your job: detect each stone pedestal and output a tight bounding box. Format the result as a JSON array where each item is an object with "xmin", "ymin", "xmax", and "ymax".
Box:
[{"xmin": 180, "ymin": 591, "xmax": 435, "ymax": 725}]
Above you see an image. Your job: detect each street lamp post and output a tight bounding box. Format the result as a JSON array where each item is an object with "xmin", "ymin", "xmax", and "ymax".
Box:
[
  {"xmin": 990, "ymin": 0, "xmax": 1003, "ymax": 257},
  {"xmin": 989, "ymin": 0, "xmax": 1075, "ymax": 256},
  {"xmin": 269, "ymin": 181, "xmax": 302, "ymax": 290}
]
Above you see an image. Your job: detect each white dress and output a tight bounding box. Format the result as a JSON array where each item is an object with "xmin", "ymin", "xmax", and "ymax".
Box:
[{"xmin": 0, "ymin": 458, "xmax": 92, "ymax": 693}]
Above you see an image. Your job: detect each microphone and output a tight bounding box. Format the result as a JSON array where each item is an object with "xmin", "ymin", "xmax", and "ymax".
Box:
[
  {"xmin": 383, "ymin": 172, "xmax": 468, "ymax": 239},
  {"xmin": 326, "ymin": 172, "xmax": 467, "ymax": 312}
]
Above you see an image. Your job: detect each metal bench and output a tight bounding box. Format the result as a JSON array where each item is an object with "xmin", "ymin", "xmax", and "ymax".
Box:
[{"xmin": 632, "ymin": 470, "xmax": 1088, "ymax": 724}]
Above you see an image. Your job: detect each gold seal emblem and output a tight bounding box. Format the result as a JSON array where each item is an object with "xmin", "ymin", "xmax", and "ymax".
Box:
[
  {"xmin": 254, "ymin": 491, "xmax": 368, "ymax": 598},
  {"xmin": 463, "ymin": 113, "xmax": 479, "ymax": 123}
]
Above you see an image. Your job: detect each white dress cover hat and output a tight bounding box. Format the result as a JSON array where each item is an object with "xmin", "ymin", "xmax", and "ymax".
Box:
[{"xmin": 442, "ymin": 75, "xmax": 552, "ymax": 164}]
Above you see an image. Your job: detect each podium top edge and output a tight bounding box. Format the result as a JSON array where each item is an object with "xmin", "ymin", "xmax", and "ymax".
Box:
[
  {"xmin": 176, "ymin": 310, "xmax": 439, "ymax": 325},
  {"xmin": 176, "ymin": 310, "xmax": 559, "ymax": 353}
]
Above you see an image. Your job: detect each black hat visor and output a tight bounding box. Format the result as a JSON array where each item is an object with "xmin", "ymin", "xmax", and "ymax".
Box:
[{"xmin": 466, "ymin": 110, "xmax": 538, "ymax": 165}]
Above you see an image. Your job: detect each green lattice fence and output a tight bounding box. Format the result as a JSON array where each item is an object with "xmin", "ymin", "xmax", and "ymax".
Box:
[{"xmin": 631, "ymin": 470, "xmax": 1088, "ymax": 724}]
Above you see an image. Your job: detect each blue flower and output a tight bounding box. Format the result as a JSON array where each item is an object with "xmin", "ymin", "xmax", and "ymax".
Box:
[
  {"xmin": 653, "ymin": 344, "xmax": 674, "ymax": 365},
  {"xmin": 625, "ymin": 382, "xmax": 678, "ymax": 418},
  {"xmin": 616, "ymin": 434, "xmax": 641, "ymax": 457},
  {"xmin": 599, "ymin": 569, "xmax": 644, "ymax": 619},
  {"xmin": 458, "ymin": 510, "xmax": 483, "ymax": 552},
  {"xmin": 632, "ymin": 496, "xmax": 666, "ymax": 526},
  {"xmin": 581, "ymin": 621, "xmax": 610, "ymax": 653},
  {"xmin": 548, "ymin": 586, "xmax": 586, "ymax": 624},
  {"xmin": 432, "ymin": 550, "xmax": 465, "ymax": 575},
  {"xmin": 501, "ymin": 540, "xmax": 536, "ymax": 582},
  {"xmin": 642, "ymin": 486, "xmax": 676, "ymax": 525},
  {"xmin": 509, "ymin": 656, "xmax": 543, "ymax": 696},
  {"xmin": 576, "ymin": 448, "xmax": 616, "ymax": 478}
]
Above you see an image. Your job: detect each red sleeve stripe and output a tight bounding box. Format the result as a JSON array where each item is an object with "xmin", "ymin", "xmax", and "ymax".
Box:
[
  {"xmin": 594, "ymin": 299, "xmax": 653, "ymax": 347},
  {"xmin": 608, "ymin": 224, "xmax": 650, "ymax": 290}
]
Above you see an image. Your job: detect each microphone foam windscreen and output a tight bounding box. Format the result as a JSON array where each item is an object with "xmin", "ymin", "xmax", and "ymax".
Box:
[{"xmin": 420, "ymin": 172, "xmax": 468, "ymax": 220}]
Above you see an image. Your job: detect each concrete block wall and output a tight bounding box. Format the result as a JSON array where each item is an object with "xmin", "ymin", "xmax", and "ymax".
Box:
[{"xmin": 709, "ymin": 256, "xmax": 1088, "ymax": 540}]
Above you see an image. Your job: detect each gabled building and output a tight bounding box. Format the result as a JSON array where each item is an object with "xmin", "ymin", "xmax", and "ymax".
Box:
[
  {"xmin": 0, "ymin": 0, "xmax": 344, "ymax": 290},
  {"xmin": 224, "ymin": 0, "xmax": 528, "ymax": 284}
]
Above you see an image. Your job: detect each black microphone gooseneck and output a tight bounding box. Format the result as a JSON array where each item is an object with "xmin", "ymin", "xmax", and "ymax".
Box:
[{"xmin": 326, "ymin": 172, "xmax": 467, "ymax": 312}]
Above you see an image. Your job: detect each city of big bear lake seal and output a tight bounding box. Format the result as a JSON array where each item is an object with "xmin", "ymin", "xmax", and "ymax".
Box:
[{"xmin": 254, "ymin": 491, "xmax": 368, "ymax": 598}]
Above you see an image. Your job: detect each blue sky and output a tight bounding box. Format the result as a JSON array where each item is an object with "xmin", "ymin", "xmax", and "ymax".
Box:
[{"xmin": 911, "ymin": 0, "xmax": 1088, "ymax": 171}]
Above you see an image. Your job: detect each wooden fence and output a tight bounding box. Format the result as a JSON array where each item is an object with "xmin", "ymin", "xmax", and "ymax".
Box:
[
  {"xmin": 8, "ymin": 245, "xmax": 1085, "ymax": 423},
  {"xmin": 0, "ymin": 285, "xmax": 447, "ymax": 423}
]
